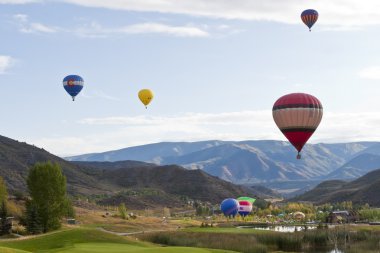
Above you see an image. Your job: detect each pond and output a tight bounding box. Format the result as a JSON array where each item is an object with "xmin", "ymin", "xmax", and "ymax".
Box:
[{"xmin": 236, "ymin": 225, "xmax": 317, "ymax": 232}]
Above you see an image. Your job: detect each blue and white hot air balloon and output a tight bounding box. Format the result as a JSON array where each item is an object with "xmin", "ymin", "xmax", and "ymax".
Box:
[
  {"xmin": 220, "ymin": 198, "xmax": 239, "ymax": 218},
  {"xmin": 63, "ymin": 75, "xmax": 84, "ymax": 101}
]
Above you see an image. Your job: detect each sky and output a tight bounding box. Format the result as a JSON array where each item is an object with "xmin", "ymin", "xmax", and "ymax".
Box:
[{"xmin": 1, "ymin": 0, "xmax": 380, "ymax": 156}]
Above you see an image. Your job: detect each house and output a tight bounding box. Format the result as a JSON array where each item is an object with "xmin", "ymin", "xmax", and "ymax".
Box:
[{"xmin": 326, "ymin": 210, "xmax": 359, "ymax": 224}]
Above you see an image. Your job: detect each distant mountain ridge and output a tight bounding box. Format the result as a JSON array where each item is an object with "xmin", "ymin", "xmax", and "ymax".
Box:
[
  {"xmin": 324, "ymin": 153, "xmax": 380, "ymax": 180},
  {"xmin": 66, "ymin": 140, "xmax": 380, "ymax": 187},
  {"xmin": 0, "ymin": 135, "xmax": 275, "ymax": 208}
]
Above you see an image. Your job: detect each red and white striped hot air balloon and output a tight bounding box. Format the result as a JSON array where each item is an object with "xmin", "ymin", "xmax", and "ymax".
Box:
[
  {"xmin": 238, "ymin": 200, "xmax": 253, "ymax": 217},
  {"xmin": 272, "ymin": 93, "xmax": 323, "ymax": 159}
]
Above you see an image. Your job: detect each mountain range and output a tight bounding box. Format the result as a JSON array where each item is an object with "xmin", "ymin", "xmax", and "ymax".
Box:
[
  {"xmin": 291, "ymin": 168, "xmax": 380, "ymax": 206},
  {"xmin": 67, "ymin": 140, "xmax": 380, "ymax": 194},
  {"xmin": 0, "ymin": 135, "xmax": 274, "ymax": 208}
]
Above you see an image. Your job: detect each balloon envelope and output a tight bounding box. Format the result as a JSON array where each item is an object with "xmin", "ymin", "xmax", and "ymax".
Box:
[
  {"xmin": 138, "ymin": 89, "xmax": 154, "ymax": 108},
  {"xmin": 220, "ymin": 198, "xmax": 239, "ymax": 218},
  {"xmin": 301, "ymin": 9, "xmax": 318, "ymax": 31},
  {"xmin": 237, "ymin": 197, "xmax": 256, "ymax": 204},
  {"xmin": 238, "ymin": 200, "xmax": 253, "ymax": 217},
  {"xmin": 272, "ymin": 93, "xmax": 323, "ymax": 159},
  {"xmin": 63, "ymin": 75, "xmax": 84, "ymax": 101}
]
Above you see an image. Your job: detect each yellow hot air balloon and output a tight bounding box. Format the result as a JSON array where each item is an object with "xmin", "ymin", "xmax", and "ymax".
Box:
[{"xmin": 138, "ymin": 89, "xmax": 154, "ymax": 108}]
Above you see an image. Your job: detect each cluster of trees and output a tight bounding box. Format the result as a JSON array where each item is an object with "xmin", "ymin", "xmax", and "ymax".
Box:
[
  {"xmin": 194, "ymin": 202, "xmax": 212, "ymax": 216},
  {"xmin": 25, "ymin": 162, "xmax": 74, "ymax": 234}
]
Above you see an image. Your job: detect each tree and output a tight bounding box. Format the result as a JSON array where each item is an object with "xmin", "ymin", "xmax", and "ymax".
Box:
[
  {"xmin": 0, "ymin": 177, "xmax": 8, "ymax": 204},
  {"xmin": 26, "ymin": 162, "xmax": 67, "ymax": 233},
  {"xmin": 118, "ymin": 203, "xmax": 127, "ymax": 219},
  {"xmin": 25, "ymin": 200, "xmax": 42, "ymax": 234},
  {"xmin": 0, "ymin": 200, "xmax": 11, "ymax": 235},
  {"xmin": 63, "ymin": 198, "xmax": 75, "ymax": 218}
]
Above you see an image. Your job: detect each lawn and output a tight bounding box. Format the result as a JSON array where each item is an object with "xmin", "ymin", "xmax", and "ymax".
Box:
[
  {"xmin": 56, "ymin": 243, "xmax": 236, "ymax": 253},
  {"xmin": 0, "ymin": 228, "xmax": 236, "ymax": 253}
]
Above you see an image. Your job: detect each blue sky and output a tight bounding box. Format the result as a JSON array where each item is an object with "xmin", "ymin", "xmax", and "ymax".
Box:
[{"xmin": 1, "ymin": 0, "xmax": 380, "ymax": 156}]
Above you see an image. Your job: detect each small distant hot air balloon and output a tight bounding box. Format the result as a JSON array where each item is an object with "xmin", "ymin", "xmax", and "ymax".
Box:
[
  {"xmin": 301, "ymin": 9, "xmax": 318, "ymax": 31},
  {"xmin": 63, "ymin": 75, "xmax": 84, "ymax": 101},
  {"xmin": 238, "ymin": 200, "xmax": 253, "ymax": 217},
  {"xmin": 138, "ymin": 89, "xmax": 154, "ymax": 109},
  {"xmin": 220, "ymin": 198, "xmax": 239, "ymax": 218},
  {"xmin": 272, "ymin": 93, "xmax": 323, "ymax": 159}
]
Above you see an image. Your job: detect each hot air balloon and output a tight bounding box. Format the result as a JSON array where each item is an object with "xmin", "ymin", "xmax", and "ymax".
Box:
[
  {"xmin": 138, "ymin": 89, "xmax": 154, "ymax": 109},
  {"xmin": 220, "ymin": 198, "xmax": 239, "ymax": 218},
  {"xmin": 238, "ymin": 200, "xmax": 253, "ymax": 217},
  {"xmin": 237, "ymin": 197, "xmax": 256, "ymax": 204},
  {"xmin": 272, "ymin": 93, "xmax": 323, "ymax": 159},
  {"xmin": 63, "ymin": 75, "xmax": 84, "ymax": 101},
  {"xmin": 301, "ymin": 9, "xmax": 318, "ymax": 31}
]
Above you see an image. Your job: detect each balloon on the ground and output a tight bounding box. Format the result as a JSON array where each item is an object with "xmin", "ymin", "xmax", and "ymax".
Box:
[
  {"xmin": 272, "ymin": 93, "xmax": 323, "ymax": 159},
  {"xmin": 138, "ymin": 89, "xmax": 154, "ymax": 108},
  {"xmin": 220, "ymin": 198, "xmax": 239, "ymax": 218},
  {"xmin": 238, "ymin": 200, "xmax": 253, "ymax": 217},
  {"xmin": 301, "ymin": 9, "xmax": 318, "ymax": 31},
  {"xmin": 63, "ymin": 75, "xmax": 84, "ymax": 101},
  {"xmin": 237, "ymin": 197, "xmax": 256, "ymax": 204}
]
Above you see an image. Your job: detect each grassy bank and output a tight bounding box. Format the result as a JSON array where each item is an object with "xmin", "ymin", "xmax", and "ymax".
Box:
[{"xmin": 0, "ymin": 228, "xmax": 236, "ymax": 253}]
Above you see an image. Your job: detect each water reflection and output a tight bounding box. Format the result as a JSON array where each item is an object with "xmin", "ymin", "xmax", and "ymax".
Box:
[{"xmin": 237, "ymin": 225, "xmax": 317, "ymax": 232}]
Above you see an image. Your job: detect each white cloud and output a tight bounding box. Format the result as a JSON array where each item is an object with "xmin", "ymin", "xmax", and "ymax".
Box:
[
  {"xmin": 5, "ymin": 0, "xmax": 380, "ymax": 28},
  {"xmin": 12, "ymin": 14, "xmax": 209, "ymax": 38},
  {"xmin": 0, "ymin": 0, "xmax": 40, "ymax": 3},
  {"xmin": 13, "ymin": 14, "xmax": 57, "ymax": 33},
  {"xmin": 317, "ymin": 112, "xmax": 380, "ymax": 142},
  {"xmin": 13, "ymin": 14, "xmax": 28, "ymax": 22},
  {"xmin": 359, "ymin": 66, "xmax": 380, "ymax": 80},
  {"xmin": 0, "ymin": 56, "xmax": 15, "ymax": 74},
  {"xmin": 76, "ymin": 22, "xmax": 209, "ymax": 38},
  {"xmin": 29, "ymin": 110, "xmax": 380, "ymax": 156},
  {"xmin": 61, "ymin": 0, "xmax": 380, "ymax": 27}
]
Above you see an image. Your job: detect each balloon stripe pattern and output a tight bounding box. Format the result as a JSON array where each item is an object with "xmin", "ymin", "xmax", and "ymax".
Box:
[
  {"xmin": 238, "ymin": 200, "xmax": 253, "ymax": 217},
  {"xmin": 301, "ymin": 9, "xmax": 318, "ymax": 31},
  {"xmin": 63, "ymin": 75, "xmax": 84, "ymax": 101},
  {"xmin": 237, "ymin": 196, "xmax": 256, "ymax": 204},
  {"xmin": 272, "ymin": 93, "xmax": 323, "ymax": 157}
]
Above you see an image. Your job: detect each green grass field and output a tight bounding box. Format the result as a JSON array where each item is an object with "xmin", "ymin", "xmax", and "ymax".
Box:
[{"xmin": 0, "ymin": 228, "xmax": 236, "ymax": 253}]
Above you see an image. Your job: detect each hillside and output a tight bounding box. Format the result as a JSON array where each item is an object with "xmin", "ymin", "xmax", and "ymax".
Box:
[
  {"xmin": 0, "ymin": 135, "xmax": 111, "ymax": 195},
  {"xmin": 291, "ymin": 168, "xmax": 380, "ymax": 206},
  {"xmin": 0, "ymin": 135, "xmax": 273, "ymax": 208},
  {"xmin": 75, "ymin": 161, "xmax": 278, "ymax": 208}
]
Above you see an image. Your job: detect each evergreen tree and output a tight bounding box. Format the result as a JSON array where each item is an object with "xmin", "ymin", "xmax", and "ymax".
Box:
[
  {"xmin": 0, "ymin": 200, "xmax": 11, "ymax": 235},
  {"xmin": 118, "ymin": 203, "xmax": 127, "ymax": 219},
  {"xmin": 0, "ymin": 177, "xmax": 8, "ymax": 204},
  {"xmin": 25, "ymin": 200, "xmax": 42, "ymax": 234},
  {"xmin": 26, "ymin": 162, "xmax": 67, "ymax": 233}
]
